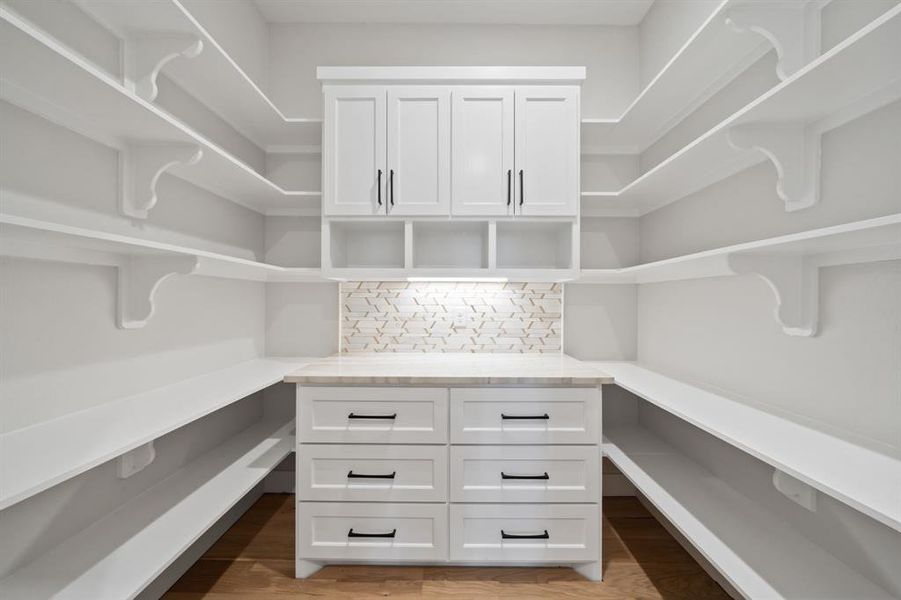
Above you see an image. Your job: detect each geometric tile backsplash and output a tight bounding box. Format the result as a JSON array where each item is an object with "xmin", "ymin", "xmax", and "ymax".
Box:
[{"xmin": 340, "ymin": 281, "xmax": 562, "ymax": 353}]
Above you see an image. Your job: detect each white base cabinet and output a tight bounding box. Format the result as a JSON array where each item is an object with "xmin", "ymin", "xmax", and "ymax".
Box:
[{"xmin": 295, "ymin": 385, "xmax": 602, "ymax": 580}]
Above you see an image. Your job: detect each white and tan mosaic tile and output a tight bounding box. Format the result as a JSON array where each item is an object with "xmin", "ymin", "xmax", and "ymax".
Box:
[{"xmin": 340, "ymin": 282, "xmax": 562, "ymax": 353}]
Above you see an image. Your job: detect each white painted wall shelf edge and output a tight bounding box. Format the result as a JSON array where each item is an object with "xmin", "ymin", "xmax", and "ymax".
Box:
[
  {"xmin": 603, "ymin": 426, "xmax": 895, "ymax": 599},
  {"xmin": 72, "ymin": 0, "xmax": 321, "ymax": 151},
  {"xmin": 0, "ymin": 358, "xmax": 312, "ymax": 510},
  {"xmin": 0, "ymin": 418, "xmax": 295, "ymax": 600},
  {"xmin": 579, "ymin": 213, "xmax": 901, "ymax": 335},
  {"xmin": 581, "ymin": 4, "xmax": 901, "ymax": 214},
  {"xmin": 316, "ymin": 66, "xmax": 586, "ymax": 84},
  {"xmin": 593, "ymin": 362, "xmax": 901, "ymax": 534},
  {"xmin": 0, "ymin": 8, "xmax": 320, "ymax": 218},
  {"xmin": 581, "ymin": 0, "xmax": 831, "ymax": 153}
]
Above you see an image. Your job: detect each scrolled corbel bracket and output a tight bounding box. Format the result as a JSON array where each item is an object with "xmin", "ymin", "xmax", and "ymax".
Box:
[
  {"xmin": 125, "ymin": 35, "xmax": 203, "ymax": 101},
  {"xmin": 727, "ymin": 254, "xmax": 819, "ymax": 337},
  {"xmin": 726, "ymin": 124, "xmax": 821, "ymax": 212},
  {"xmin": 773, "ymin": 468, "xmax": 818, "ymax": 511},
  {"xmin": 724, "ymin": 1, "xmax": 826, "ymax": 81},
  {"xmin": 117, "ymin": 441, "xmax": 156, "ymax": 478},
  {"xmin": 117, "ymin": 255, "xmax": 199, "ymax": 329},
  {"xmin": 120, "ymin": 143, "xmax": 203, "ymax": 219}
]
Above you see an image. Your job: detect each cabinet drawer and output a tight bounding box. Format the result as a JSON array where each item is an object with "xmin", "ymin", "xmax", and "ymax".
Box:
[
  {"xmin": 298, "ymin": 502, "xmax": 447, "ymax": 562},
  {"xmin": 299, "ymin": 445, "xmax": 447, "ymax": 502},
  {"xmin": 298, "ymin": 387, "xmax": 448, "ymax": 444},
  {"xmin": 450, "ymin": 445, "xmax": 598, "ymax": 503},
  {"xmin": 450, "ymin": 387, "xmax": 599, "ymax": 444},
  {"xmin": 449, "ymin": 504, "xmax": 599, "ymax": 563}
]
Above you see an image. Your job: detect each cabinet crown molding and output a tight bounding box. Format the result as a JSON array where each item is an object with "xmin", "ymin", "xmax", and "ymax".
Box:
[{"xmin": 317, "ymin": 66, "xmax": 586, "ymax": 84}]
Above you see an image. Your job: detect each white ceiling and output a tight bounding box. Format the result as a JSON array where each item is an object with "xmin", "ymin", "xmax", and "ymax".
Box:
[{"xmin": 253, "ymin": 0, "xmax": 655, "ymax": 26}]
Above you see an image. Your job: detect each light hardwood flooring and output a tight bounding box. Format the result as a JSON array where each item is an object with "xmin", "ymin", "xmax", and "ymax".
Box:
[{"xmin": 164, "ymin": 493, "xmax": 730, "ymax": 599}]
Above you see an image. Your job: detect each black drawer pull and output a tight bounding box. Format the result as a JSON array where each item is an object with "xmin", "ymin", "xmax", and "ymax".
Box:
[
  {"xmin": 348, "ymin": 470, "xmax": 396, "ymax": 479},
  {"xmin": 501, "ymin": 472, "xmax": 549, "ymax": 480},
  {"xmin": 501, "ymin": 413, "xmax": 549, "ymax": 420},
  {"xmin": 502, "ymin": 529, "xmax": 549, "ymax": 540},
  {"xmin": 348, "ymin": 528, "xmax": 397, "ymax": 538},
  {"xmin": 348, "ymin": 412, "xmax": 397, "ymax": 420}
]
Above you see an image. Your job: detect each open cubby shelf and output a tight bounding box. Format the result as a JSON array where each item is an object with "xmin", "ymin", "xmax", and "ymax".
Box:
[{"xmin": 0, "ymin": 9, "xmax": 320, "ymax": 218}]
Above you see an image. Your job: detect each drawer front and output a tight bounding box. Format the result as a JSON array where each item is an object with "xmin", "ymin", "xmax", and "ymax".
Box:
[
  {"xmin": 449, "ymin": 503, "xmax": 599, "ymax": 563},
  {"xmin": 450, "ymin": 445, "xmax": 598, "ymax": 503},
  {"xmin": 298, "ymin": 386, "xmax": 448, "ymax": 444},
  {"xmin": 298, "ymin": 502, "xmax": 447, "ymax": 562},
  {"xmin": 299, "ymin": 445, "xmax": 447, "ymax": 502},
  {"xmin": 450, "ymin": 387, "xmax": 599, "ymax": 444}
]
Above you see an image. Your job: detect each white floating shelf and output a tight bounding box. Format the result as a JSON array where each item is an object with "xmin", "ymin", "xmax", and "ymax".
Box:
[
  {"xmin": 0, "ymin": 358, "xmax": 312, "ymax": 510},
  {"xmin": 0, "ymin": 418, "xmax": 295, "ymax": 600},
  {"xmin": 596, "ymin": 363, "xmax": 901, "ymax": 533},
  {"xmin": 73, "ymin": 0, "xmax": 321, "ymax": 151},
  {"xmin": 582, "ymin": 5, "xmax": 901, "ymax": 214},
  {"xmin": 0, "ymin": 9, "xmax": 320, "ymax": 216},
  {"xmin": 581, "ymin": 0, "xmax": 770, "ymax": 153},
  {"xmin": 603, "ymin": 426, "xmax": 894, "ymax": 599}
]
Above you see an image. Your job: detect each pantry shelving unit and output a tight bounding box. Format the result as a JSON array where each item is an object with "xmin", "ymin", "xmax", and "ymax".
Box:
[
  {"xmin": 0, "ymin": 417, "xmax": 296, "ymax": 600},
  {"xmin": 72, "ymin": 0, "xmax": 321, "ymax": 151},
  {"xmin": 0, "ymin": 357, "xmax": 312, "ymax": 511},
  {"xmin": 602, "ymin": 425, "xmax": 895, "ymax": 599},
  {"xmin": 581, "ymin": 4, "xmax": 901, "ymax": 215},
  {"xmin": 594, "ymin": 362, "xmax": 901, "ymax": 534},
  {"xmin": 0, "ymin": 9, "xmax": 320, "ymax": 218}
]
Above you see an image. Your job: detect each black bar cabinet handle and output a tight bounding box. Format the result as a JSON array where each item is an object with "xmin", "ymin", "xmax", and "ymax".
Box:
[
  {"xmin": 348, "ymin": 412, "xmax": 397, "ymax": 420},
  {"xmin": 502, "ymin": 529, "xmax": 549, "ymax": 540},
  {"xmin": 519, "ymin": 169, "xmax": 524, "ymax": 206},
  {"xmin": 348, "ymin": 470, "xmax": 396, "ymax": 479},
  {"xmin": 500, "ymin": 413, "xmax": 549, "ymax": 420},
  {"xmin": 507, "ymin": 169, "xmax": 512, "ymax": 206},
  {"xmin": 501, "ymin": 472, "xmax": 549, "ymax": 480},
  {"xmin": 389, "ymin": 169, "xmax": 395, "ymax": 206},
  {"xmin": 377, "ymin": 169, "xmax": 383, "ymax": 206},
  {"xmin": 348, "ymin": 528, "xmax": 397, "ymax": 539}
]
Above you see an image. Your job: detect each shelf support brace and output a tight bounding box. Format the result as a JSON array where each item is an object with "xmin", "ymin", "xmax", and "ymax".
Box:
[
  {"xmin": 120, "ymin": 143, "xmax": 203, "ymax": 219},
  {"xmin": 773, "ymin": 468, "xmax": 818, "ymax": 511},
  {"xmin": 726, "ymin": 125, "xmax": 821, "ymax": 212},
  {"xmin": 125, "ymin": 35, "xmax": 203, "ymax": 101},
  {"xmin": 728, "ymin": 254, "xmax": 819, "ymax": 336},
  {"xmin": 117, "ymin": 255, "xmax": 198, "ymax": 329},
  {"xmin": 117, "ymin": 441, "xmax": 156, "ymax": 479},
  {"xmin": 724, "ymin": 1, "xmax": 825, "ymax": 81}
]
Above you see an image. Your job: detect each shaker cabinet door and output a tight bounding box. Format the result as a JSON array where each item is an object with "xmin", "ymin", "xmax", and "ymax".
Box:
[
  {"xmin": 323, "ymin": 86, "xmax": 386, "ymax": 215},
  {"xmin": 451, "ymin": 87, "xmax": 515, "ymax": 216},
  {"xmin": 514, "ymin": 86, "xmax": 579, "ymax": 216},
  {"xmin": 386, "ymin": 87, "xmax": 451, "ymax": 215}
]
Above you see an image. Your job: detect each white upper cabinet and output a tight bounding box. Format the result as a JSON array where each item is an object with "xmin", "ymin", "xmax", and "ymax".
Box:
[
  {"xmin": 323, "ymin": 86, "xmax": 386, "ymax": 216},
  {"xmin": 387, "ymin": 87, "xmax": 451, "ymax": 216},
  {"xmin": 514, "ymin": 87, "xmax": 579, "ymax": 216},
  {"xmin": 451, "ymin": 87, "xmax": 515, "ymax": 216}
]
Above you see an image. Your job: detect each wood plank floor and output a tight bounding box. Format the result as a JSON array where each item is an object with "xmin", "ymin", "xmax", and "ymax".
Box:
[{"xmin": 164, "ymin": 494, "xmax": 730, "ymax": 599}]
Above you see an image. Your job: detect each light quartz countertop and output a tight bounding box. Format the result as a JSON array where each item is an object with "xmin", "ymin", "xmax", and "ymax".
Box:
[{"xmin": 283, "ymin": 353, "xmax": 613, "ymax": 385}]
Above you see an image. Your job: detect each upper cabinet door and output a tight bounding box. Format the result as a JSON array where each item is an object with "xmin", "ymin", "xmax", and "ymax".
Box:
[
  {"xmin": 451, "ymin": 87, "xmax": 515, "ymax": 216},
  {"xmin": 514, "ymin": 87, "xmax": 579, "ymax": 216},
  {"xmin": 386, "ymin": 87, "xmax": 451, "ymax": 216},
  {"xmin": 323, "ymin": 86, "xmax": 386, "ymax": 216}
]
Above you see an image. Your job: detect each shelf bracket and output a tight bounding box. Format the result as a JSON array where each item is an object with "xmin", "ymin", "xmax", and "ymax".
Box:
[
  {"xmin": 125, "ymin": 35, "xmax": 204, "ymax": 101},
  {"xmin": 724, "ymin": 1, "xmax": 825, "ymax": 81},
  {"xmin": 773, "ymin": 468, "xmax": 818, "ymax": 511},
  {"xmin": 117, "ymin": 441, "xmax": 156, "ymax": 479},
  {"xmin": 728, "ymin": 254, "xmax": 819, "ymax": 337},
  {"xmin": 120, "ymin": 143, "xmax": 203, "ymax": 219},
  {"xmin": 726, "ymin": 124, "xmax": 821, "ymax": 212},
  {"xmin": 117, "ymin": 255, "xmax": 198, "ymax": 329}
]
